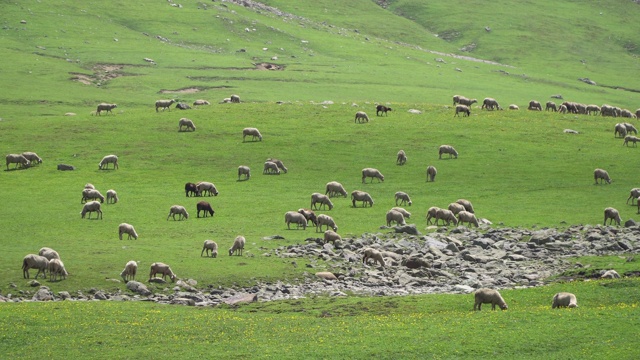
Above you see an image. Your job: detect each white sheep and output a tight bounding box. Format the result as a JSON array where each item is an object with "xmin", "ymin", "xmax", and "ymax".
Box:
[
  {"xmin": 456, "ymin": 199, "xmax": 475, "ymax": 213},
  {"xmin": 22, "ymin": 254, "xmax": 49, "ymax": 279},
  {"xmin": 81, "ymin": 201, "xmax": 103, "ymax": 219},
  {"xmin": 474, "ymin": 288, "xmax": 508, "ymax": 310},
  {"xmin": 5, "ymin": 154, "xmax": 30, "ymax": 170},
  {"xmin": 98, "ymin": 154, "xmax": 119, "ymax": 170},
  {"xmin": 614, "ymin": 123, "xmax": 627, "ymax": 138},
  {"xmin": 624, "ymin": 123, "xmax": 638, "ymax": 134},
  {"xmin": 201, "ymin": 240, "xmax": 218, "ymax": 258},
  {"xmin": 267, "ymin": 158, "xmax": 288, "ymax": 173},
  {"xmin": 311, "ymin": 193, "xmax": 334, "ymax": 210},
  {"xmin": 96, "ymin": 103, "xmax": 117, "ymax": 115},
  {"xmin": 354, "ymin": 111, "xmax": 370, "ymax": 123},
  {"xmin": 118, "ymin": 223, "xmax": 138, "ymax": 240},
  {"xmin": 601, "ymin": 270, "xmax": 621, "ymax": 279},
  {"xmin": 48, "ymin": 258, "xmax": 68, "ymax": 281},
  {"xmin": 238, "ymin": 165, "xmax": 251, "ymax": 180},
  {"xmin": 316, "ymin": 214, "xmax": 338, "ymax": 232},
  {"xmin": 623, "ymin": 135, "xmax": 639, "ymax": 147},
  {"xmin": 155, "ymin": 99, "xmax": 176, "ymax": 112},
  {"xmin": 229, "ymin": 236, "xmax": 245, "ymax": 256},
  {"xmin": 362, "ymin": 168, "xmax": 384, "ymax": 183},
  {"xmin": 325, "ymin": 181, "xmax": 348, "ymax": 197},
  {"xmin": 196, "ymin": 181, "xmax": 219, "ymax": 196},
  {"xmin": 149, "ymin": 262, "xmax": 177, "ymax": 282},
  {"xmin": 481, "ymin": 98, "xmax": 501, "ymax": 110},
  {"xmin": 285, "ymin": 211, "xmax": 308, "ymax": 230},
  {"xmin": 626, "ymin": 188, "xmax": 640, "ymax": 205},
  {"xmin": 362, "ymin": 248, "xmax": 385, "ymax": 267},
  {"xmin": 396, "ymin": 150, "xmax": 407, "ymax": 165},
  {"xmin": 457, "ymin": 210, "xmax": 479, "ymax": 227},
  {"xmin": 230, "ymin": 94, "xmax": 240, "ymax": 103},
  {"xmin": 38, "ymin": 247, "xmax": 61, "ymax": 260},
  {"xmin": 454, "ymin": 104, "xmax": 470, "ymax": 117},
  {"xmin": 594, "ymin": 168, "xmax": 612, "ymax": 184},
  {"xmin": 193, "ymin": 99, "xmax": 210, "ymax": 106},
  {"xmin": 586, "ymin": 104, "xmax": 600, "ymax": 115},
  {"xmin": 106, "ymin": 189, "xmax": 119, "ymax": 204},
  {"xmin": 528, "ymin": 100, "xmax": 542, "ymax": 111},
  {"xmin": 178, "ymin": 118, "xmax": 196, "ymax": 132},
  {"xmin": 604, "ymin": 207, "xmax": 621, "ymax": 225},
  {"xmin": 167, "ymin": 205, "xmax": 189, "ymax": 220},
  {"xmin": 351, "ymin": 190, "xmax": 374, "ymax": 207},
  {"xmin": 386, "ymin": 209, "xmax": 406, "ymax": 226},
  {"xmin": 425, "ymin": 206, "xmax": 440, "ymax": 225},
  {"xmin": 391, "ymin": 207, "xmax": 411, "ymax": 219},
  {"xmin": 394, "ymin": 191, "xmax": 412, "ymax": 206},
  {"xmin": 84, "ymin": 183, "xmax": 95, "ymax": 190},
  {"xmin": 439, "ymin": 145, "xmax": 458, "ymax": 159},
  {"xmin": 323, "ymin": 230, "xmax": 341, "ymax": 245},
  {"xmin": 242, "ymin": 127, "xmax": 262, "ymax": 142},
  {"xmin": 508, "ymin": 104, "xmax": 519, "ymax": 110},
  {"xmin": 448, "ymin": 202, "xmax": 465, "ymax": 215},
  {"xmin": 552, "ymin": 292, "xmax": 578, "ymax": 308},
  {"xmin": 456, "ymin": 96, "xmax": 477, "ymax": 107},
  {"xmin": 426, "ymin": 165, "xmax": 437, "ymax": 182},
  {"xmin": 21, "ymin": 152, "xmax": 43, "ymax": 165},
  {"xmin": 263, "ymin": 161, "xmax": 280, "ymax": 175},
  {"xmin": 120, "ymin": 260, "xmax": 138, "ymax": 282},
  {"xmin": 435, "ymin": 208, "xmax": 458, "ymax": 226},
  {"xmin": 81, "ymin": 188, "xmax": 105, "ymax": 203}
]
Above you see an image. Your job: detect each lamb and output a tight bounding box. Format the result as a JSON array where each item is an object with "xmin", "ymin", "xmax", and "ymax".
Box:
[
  {"xmin": 120, "ymin": 260, "xmax": 138, "ymax": 282},
  {"xmin": 426, "ymin": 166, "xmax": 437, "ymax": 182},
  {"xmin": 474, "ymin": 288, "xmax": 508, "ymax": 311},
  {"xmin": 448, "ymin": 202, "xmax": 465, "ymax": 215},
  {"xmin": 48, "ymin": 258, "xmax": 68, "ymax": 281},
  {"xmin": 457, "ymin": 210, "xmax": 479, "ymax": 227},
  {"xmin": 196, "ymin": 181, "xmax": 219, "ymax": 196},
  {"xmin": 391, "ymin": 207, "xmax": 411, "ymax": 219},
  {"xmin": 351, "ymin": 190, "xmax": 374, "ymax": 207},
  {"xmin": 285, "ymin": 211, "xmax": 307, "ymax": 230},
  {"xmin": 98, "ymin": 154, "xmax": 118, "ymax": 170},
  {"xmin": 196, "ymin": 201, "xmax": 215, "ymax": 218},
  {"xmin": 394, "ymin": 191, "xmax": 412, "ymax": 206},
  {"xmin": 362, "ymin": 248, "xmax": 385, "ymax": 267},
  {"xmin": 386, "ymin": 209, "xmax": 406, "ymax": 226},
  {"xmin": 454, "ymin": 104, "xmax": 470, "ymax": 117},
  {"xmin": 481, "ymin": 98, "xmax": 501, "ymax": 110},
  {"xmin": 81, "ymin": 201, "xmax": 103, "ymax": 219},
  {"xmin": 528, "ymin": 100, "xmax": 542, "ymax": 111},
  {"xmin": 311, "ymin": 193, "xmax": 334, "ymax": 210},
  {"xmin": 167, "ymin": 205, "xmax": 189, "ymax": 220},
  {"xmin": 155, "ymin": 99, "xmax": 176, "ymax": 112},
  {"xmin": 396, "ymin": 150, "xmax": 407, "ymax": 165},
  {"xmin": 298, "ymin": 208, "xmax": 318, "ymax": 227},
  {"xmin": 178, "ymin": 118, "xmax": 196, "ymax": 132},
  {"xmin": 325, "ymin": 181, "xmax": 348, "ymax": 197},
  {"xmin": 316, "ymin": 214, "xmax": 338, "ymax": 232},
  {"xmin": 508, "ymin": 104, "xmax": 519, "ymax": 110},
  {"xmin": 604, "ymin": 207, "xmax": 621, "ymax": 225},
  {"xmin": 96, "ymin": 103, "xmax": 117, "ymax": 115},
  {"xmin": 81, "ymin": 188, "xmax": 105, "ymax": 203},
  {"xmin": 626, "ymin": 188, "xmax": 640, "ymax": 205},
  {"xmin": 242, "ymin": 127, "xmax": 263, "ymax": 142},
  {"xmin": 623, "ymin": 135, "xmax": 639, "ymax": 147},
  {"xmin": 552, "ymin": 292, "xmax": 578, "ymax": 308},
  {"xmin": 201, "ymin": 240, "xmax": 218, "ymax": 258},
  {"xmin": 106, "ymin": 189, "xmax": 118, "ymax": 204},
  {"xmin": 323, "ymin": 230, "xmax": 341, "ymax": 244},
  {"xmin": 614, "ymin": 123, "xmax": 627, "ymax": 138},
  {"xmin": 149, "ymin": 262, "xmax": 177, "ymax": 282},
  {"xmin": 425, "ymin": 206, "xmax": 440, "ymax": 225},
  {"xmin": 586, "ymin": 105, "xmax": 601, "ymax": 115},
  {"xmin": 193, "ymin": 99, "xmax": 210, "ymax": 106},
  {"xmin": 376, "ymin": 105, "xmax": 392, "ymax": 116},
  {"xmin": 185, "ymin": 182, "xmax": 200, "ymax": 197},
  {"xmin": 362, "ymin": 168, "xmax": 384, "ymax": 183},
  {"xmin": 229, "ymin": 236, "xmax": 245, "ymax": 256},
  {"xmin": 5, "ymin": 154, "xmax": 30, "ymax": 170},
  {"xmin": 439, "ymin": 145, "xmax": 458, "ymax": 159},
  {"xmin": 118, "ymin": 223, "xmax": 139, "ymax": 240},
  {"xmin": 354, "ymin": 111, "xmax": 370, "ymax": 123},
  {"xmin": 263, "ymin": 161, "xmax": 280, "ymax": 175},
  {"xmin": 594, "ymin": 168, "xmax": 612, "ymax": 184},
  {"xmin": 22, "ymin": 254, "xmax": 49, "ymax": 279},
  {"xmin": 545, "ymin": 101, "xmax": 557, "ymax": 112},
  {"xmin": 230, "ymin": 94, "xmax": 240, "ymax": 103},
  {"xmin": 456, "ymin": 199, "xmax": 475, "ymax": 213},
  {"xmin": 237, "ymin": 165, "xmax": 251, "ymax": 180},
  {"xmin": 38, "ymin": 247, "xmax": 60, "ymax": 260},
  {"xmin": 267, "ymin": 158, "xmax": 288, "ymax": 173},
  {"xmin": 435, "ymin": 208, "xmax": 458, "ymax": 226},
  {"xmin": 21, "ymin": 152, "xmax": 43, "ymax": 165}
]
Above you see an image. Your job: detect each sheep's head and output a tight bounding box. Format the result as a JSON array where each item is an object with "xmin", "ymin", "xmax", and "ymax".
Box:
[{"xmin": 500, "ymin": 303, "xmax": 508, "ymax": 310}]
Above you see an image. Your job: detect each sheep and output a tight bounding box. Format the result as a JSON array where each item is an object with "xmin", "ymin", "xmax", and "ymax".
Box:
[
  {"xmin": 106, "ymin": 189, "xmax": 118, "ymax": 204},
  {"xmin": 98, "ymin": 154, "xmax": 118, "ymax": 170},
  {"xmin": 48, "ymin": 258, "xmax": 68, "ymax": 281},
  {"xmin": 118, "ymin": 223, "xmax": 139, "ymax": 240},
  {"xmin": 167, "ymin": 205, "xmax": 189, "ymax": 220},
  {"xmin": 311, "ymin": 193, "xmax": 334, "ymax": 210},
  {"xmin": 201, "ymin": 240, "xmax": 218, "ymax": 258},
  {"xmin": 267, "ymin": 158, "xmax": 288, "ymax": 173},
  {"xmin": 120, "ymin": 260, "xmax": 138, "ymax": 282},
  {"xmin": 316, "ymin": 214, "xmax": 338, "ymax": 232},
  {"xmin": 178, "ymin": 118, "xmax": 196, "ymax": 132},
  {"xmin": 175, "ymin": 102, "xmax": 191, "ymax": 110},
  {"xmin": 558, "ymin": 104, "xmax": 568, "ymax": 114},
  {"xmin": 481, "ymin": 98, "xmax": 501, "ymax": 110},
  {"xmin": 376, "ymin": 105, "xmax": 392, "ymax": 116},
  {"xmin": 196, "ymin": 181, "xmax": 219, "ymax": 196},
  {"xmin": 84, "ymin": 183, "xmax": 95, "ymax": 190},
  {"xmin": 351, "ymin": 190, "xmax": 374, "ymax": 208},
  {"xmin": 435, "ymin": 208, "xmax": 458, "ymax": 226},
  {"xmin": 263, "ymin": 161, "xmax": 280, "ymax": 175},
  {"xmin": 624, "ymin": 123, "xmax": 638, "ymax": 134},
  {"xmin": 614, "ymin": 123, "xmax": 627, "ymax": 138},
  {"xmin": 362, "ymin": 248, "xmax": 385, "ymax": 267},
  {"xmin": 621, "ymin": 109, "xmax": 635, "ymax": 118},
  {"xmin": 238, "ymin": 165, "xmax": 251, "ymax": 180},
  {"xmin": 426, "ymin": 166, "xmax": 437, "ymax": 182},
  {"xmin": 354, "ymin": 111, "xmax": 370, "ymax": 123},
  {"xmin": 586, "ymin": 104, "xmax": 601, "ymax": 115},
  {"xmin": 243, "ymin": 127, "xmax": 263, "ymax": 142},
  {"xmin": 601, "ymin": 270, "xmax": 621, "ymax": 279},
  {"xmin": 456, "ymin": 199, "xmax": 475, "ymax": 213},
  {"xmin": 448, "ymin": 202, "xmax": 465, "ymax": 215},
  {"xmin": 452, "ymin": 95, "xmax": 463, "ymax": 105},
  {"xmin": 454, "ymin": 104, "xmax": 470, "ymax": 117},
  {"xmin": 457, "ymin": 97, "xmax": 478, "ymax": 107},
  {"xmin": 457, "ymin": 210, "xmax": 479, "ymax": 227},
  {"xmin": 149, "ymin": 262, "xmax": 177, "ymax": 282},
  {"xmin": 21, "ymin": 152, "xmax": 43, "ymax": 165},
  {"xmin": 601, "ymin": 104, "xmax": 618, "ymax": 117},
  {"xmin": 57, "ymin": 164, "xmax": 75, "ymax": 171},
  {"xmin": 81, "ymin": 188, "xmax": 105, "ymax": 203},
  {"xmin": 185, "ymin": 182, "xmax": 201, "ymax": 197},
  {"xmin": 623, "ymin": 135, "xmax": 639, "ymax": 147},
  {"xmin": 230, "ymin": 94, "xmax": 240, "ymax": 103},
  {"xmin": 439, "ymin": 145, "xmax": 458, "ymax": 159},
  {"xmin": 229, "ymin": 236, "xmax": 245, "ymax": 256},
  {"xmin": 594, "ymin": 168, "xmax": 612, "ymax": 184},
  {"xmin": 96, "ymin": 103, "xmax": 117, "ymax": 115},
  {"xmin": 386, "ymin": 209, "xmax": 406, "ymax": 226},
  {"xmin": 285, "ymin": 211, "xmax": 307, "ymax": 230},
  {"xmin": 38, "ymin": 247, "xmax": 60, "ymax": 260},
  {"xmin": 155, "ymin": 99, "xmax": 176, "ymax": 112},
  {"xmin": 325, "ymin": 181, "xmax": 348, "ymax": 198},
  {"xmin": 362, "ymin": 168, "xmax": 384, "ymax": 183},
  {"xmin": 545, "ymin": 101, "xmax": 557, "ymax": 112},
  {"xmin": 22, "ymin": 254, "xmax": 49, "ymax": 279},
  {"xmin": 604, "ymin": 207, "xmax": 621, "ymax": 226},
  {"xmin": 508, "ymin": 104, "xmax": 519, "ymax": 110},
  {"xmin": 626, "ymin": 188, "xmax": 640, "ymax": 205},
  {"xmin": 474, "ymin": 288, "xmax": 508, "ymax": 311},
  {"xmin": 425, "ymin": 207, "xmax": 440, "ymax": 225},
  {"xmin": 81, "ymin": 201, "xmax": 103, "ymax": 219},
  {"xmin": 298, "ymin": 208, "xmax": 318, "ymax": 227},
  {"xmin": 5, "ymin": 154, "xmax": 30, "ymax": 170},
  {"xmin": 528, "ymin": 100, "xmax": 542, "ymax": 111},
  {"xmin": 323, "ymin": 230, "xmax": 341, "ymax": 244},
  {"xmin": 396, "ymin": 150, "xmax": 407, "ymax": 165},
  {"xmin": 394, "ymin": 191, "xmax": 412, "ymax": 206},
  {"xmin": 193, "ymin": 99, "xmax": 210, "ymax": 106},
  {"xmin": 552, "ymin": 292, "xmax": 578, "ymax": 309},
  {"xmin": 196, "ymin": 201, "xmax": 215, "ymax": 218},
  {"xmin": 636, "ymin": 109, "xmax": 640, "ymax": 119},
  {"xmin": 391, "ymin": 207, "xmax": 411, "ymax": 219}
]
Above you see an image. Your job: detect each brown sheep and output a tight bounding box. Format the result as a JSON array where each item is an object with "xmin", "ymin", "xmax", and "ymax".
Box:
[
  {"xmin": 196, "ymin": 201, "xmax": 215, "ymax": 218},
  {"xmin": 376, "ymin": 105, "xmax": 392, "ymax": 116}
]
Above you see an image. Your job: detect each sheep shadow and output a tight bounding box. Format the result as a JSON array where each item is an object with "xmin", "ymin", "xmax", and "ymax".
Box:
[
  {"xmin": 236, "ymin": 178, "xmax": 250, "ymax": 182},
  {"xmin": 4, "ymin": 167, "xmax": 29, "ymax": 172}
]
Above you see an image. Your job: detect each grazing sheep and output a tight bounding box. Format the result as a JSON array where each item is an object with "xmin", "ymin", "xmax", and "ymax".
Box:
[
  {"xmin": 48, "ymin": 258, "xmax": 68, "ymax": 281},
  {"xmin": 457, "ymin": 97, "xmax": 478, "ymax": 107},
  {"xmin": 594, "ymin": 168, "xmax": 612, "ymax": 184},
  {"xmin": 396, "ymin": 150, "xmax": 407, "ymax": 165},
  {"xmin": 230, "ymin": 94, "xmax": 240, "ymax": 103},
  {"xmin": 481, "ymin": 98, "xmax": 501, "ymax": 110},
  {"xmin": 552, "ymin": 292, "xmax": 578, "ymax": 308},
  {"xmin": 623, "ymin": 135, "xmax": 639, "ymax": 147},
  {"xmin": 316, "ymin": 214, "xmax": 338, "ymax": 232},
  {"xmin": 118, "ymin": 223, "xmax": 138, "ymax": 240},
  {"xmin": 624, "ymin": 123, "xmax": 638, "ymax": 134},
  {"xmin": 600, "ymin": 104, "xmax": 618, "ymax": 117},
  {"xmin": 362, "ymin": 248, "xmax": 385, "ymax": 267},
  {"xmin": 178, "ymin": 118, "xmax": 196, "ymax": 132},
  {"xmin": 106, "ymin": 189, "xmax": 118, "ymax": 204},
  {"xmin": 21, "ymin": 152, "xmax": 42, "ymax": 165},
  {"xmin": 311, "ymin": 193, "xmax": 334, "ymax": 210},
  {"xmin": 267, "ymin": 158, "xmax": 288, "ymax": 173},
  {"xmin": 263, "ymin": 161, "xmax": 280, "ymax": 175},
  {"xmin": 238, "ymin": 165, "xmax": 251, "ymax": 180},
  {"xmin": 558, "ymin": 104, "xmax": 568, "ymax": 114},
  {"xmin": 545, "ymin": 101, "xmax": 557, "ymax": 112},
  {"xmin": 98, "ymin": 155, "xmax": 118, "ymax": 170},
  {"xmin": 508, "ymin": 104, "xmax": 519, "ymax": 110},
  {"xmin": 528, "ymin": 100, "xmax": 542, "ymax": 111},
  {"xmin": 285, "ymin": 211, "xmax": 307, "ymax": 230},
  {"xmin": 120, "ymin": 260, "xmax": 138, "ymax": 282},
  {"xmin": 426, "ymin": 207, "xmax": 441, "ymax": 225},
  {"xmin": 426, "ymin": 166, "xmax": 437, "ymax": 182},
  {"xmin": 376, "ymin": 105, "xmax": 392, "ymax": 116},
  {"xmin": 457, "ymin": 210, "xmax": 479, "ymax": 227},
  {"xmin": 185, "ymin": 182, "xmax": 200, "ymax": 197},
  {"xmin": 155, "ymin": 99, "xmax": 176, "ymax": 112},
  {"xmin": 149, "ymin": 262, "xmax": 177, "ymax": 282},
  {"xmin": 456, "ymin": 199, "xmax": 475, "ymax": 213},
  {"xmin": 196, "ymin": 201, "xmax": 215, "ymax": 218},
  {"xmin": 636, "ymin": 109, "xmax": 640, "ymax": 119},
  {"xmin": 448, "ymin": 202, "xmax": 465, "ymax": 215},
  {"xmin": 22, "ymin": 254, "xmax": 49, "ymax": 279},
  {"xmin": 298, "ymin": 208, "xmax": 318, "ymax": 227},
  {"xmin": 39, "ymin": 247, "xmax": 61, "ymax": 261},
  {"xmin": 323, "ymin": 230, "xmax": 341, "ymax": 244},
  {"xmin": 81, "ymin": 188, "xmax": 105, "ymax": 203},
  {"xmin": 201, "ymin": 240, "xmax": 218, "ymax": 258},
  {"xmin": 5, "ymin": 154, "xmax": 30, "ymax": 170},
  {"xmin": 586, "ymin": 105, "xmax": 601, "ymax": 115},
  {"xmin": 167, "ymin": 205, "xmax": 189, "ymax": 220},
  {"xmin": 626, "ymin": 188, "xmax": 640, "ymax": 205},
  {"xmin": 386, "ymin": 209, "xmax": 406, "ymax": 226},
  {"xmin": 196, "ymin": 181, "xmax": 219, "ymax": 196},
  {"xmin": 325, "ymin": 181, "xmax": 348, "ymax": 198},
  {"xmin": 193, "ymin": 99, "xmax": 210, "ymax": 106},
  {"xmin": 354, "ymin": 111, "xmax": 370, "ymax": 123},
  {"xmin": 394, "ymin": 191, "xmax": 412, "ymax": 206},
  {"xmin": 621, "ymin": 109, "xmax": 635, "ymax": 118},
  {"xmin": 351, "ymin": 190, "xmax": 374, "ymax": 208},
  {"xmin": 84, "ymin": 183, "xmax": 95, "ymax": 190},
  {"xmin": 454, "ymin": 104, "xmax": 470, "ymax": 117},
  {"xmin": 96, "ymin": 103, "xmax": 117, "ymax": 115},
  {"xmin": 601, "ymin": 270, "xmax": 621, "ymax": 279},
  {"xmin": 604, "ymin": 207, "xmax": 621, "ymax": 225},
  {"xmin": 439, "ymin": 145, "xmax": 458, "ymax": 159},
  {"xmin": 391, "ymin": 207, "xmax": 411, "ymax": 219},
  {"xmin": 362, "ymin": 168, "xmax": 385, "ymax": 183},
  {"xmin": 474, "ymin": 288, "xmax": 508, "ymax": 311},
  {"xmin": 614, "ymin": 123, "xmax": 627, "ymax": 138},
  {"xmin": 435, "ymin": 208, "xmax": 458, "ymax": 226},
  {"xmin": 242, "ymin": 127, "xmax": 262, "ymax": 142},
  {"xmin": 229, "ymin": 236, "xmax": 245, "ymax": 256},
  {"xmin": 81, "ymin": 201, "xmax": 103, "ymax": 219}
]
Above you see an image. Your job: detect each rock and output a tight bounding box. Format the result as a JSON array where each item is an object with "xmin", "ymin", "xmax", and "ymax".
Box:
[
  {"xmin": 126, "ymin": 281, "xmax": 152, "ymax": 296},
  {"xmin": 624, "ymin": 219, "xmax": 637, "ymax": 227},
  {"xmin": 58, "ymin": 291, "xmax": 71, "ymax": 300},
  {"xmin": 171, "ymin": 298, "xmax": 196, "ymax": 306},
  {"xmin": 316, "ymin": 272, "xmax": 337, "ymax": 280},
  {"xmin": 57, "ymin": 164, "xmax": 75, "ymax": 171},
  {"xmin": 393, "ymin": 224, "xmax": 420, "ymax": 235},
  {"xmin": 224, "ymin": 293, "xmax": 258, "ymax": 305},
  {"xmin": 28, "ymin": 280, "xmax": 40, "ymax": 287},
  {"xmin": 93, "ymin": 291, "xmax": 108, "ymax": 300},
  {"xmin": 407, "ymin": 109, "xmax": 422, "ymax": 114},
  {"xmin": 601, "ymin": 270, "xmax": 620, "ymax": 279},
  {"xmin": 263, "ymin": 235, "xmax": 285, "ymax": 240},
  {"xmin": 32, "ymin": 287, "xmax": 54, "ymax": 301}
]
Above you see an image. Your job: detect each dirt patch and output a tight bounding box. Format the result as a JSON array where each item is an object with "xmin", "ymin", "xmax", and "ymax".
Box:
[
  {"xmin": 70, "ymin": 64, "xmax": 127, "ymax": 86},
  {"xmin": 159, "ymin": 87, "xmax": 202, "ymax": 94},
  {"xmin": 255, "ymin": 62, "xmax": 283, "ymax": 70}
]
